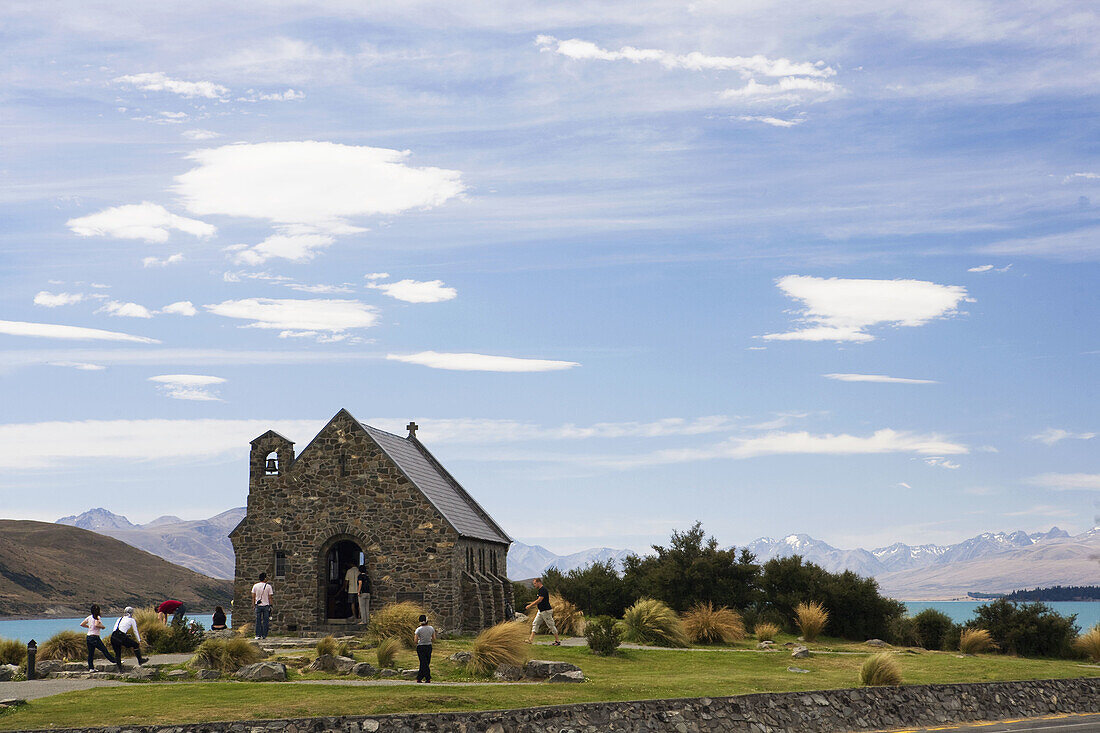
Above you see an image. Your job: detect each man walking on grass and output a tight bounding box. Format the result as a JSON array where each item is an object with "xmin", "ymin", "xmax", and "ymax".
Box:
[{"xmin": 525, "ymin": 577, "xmax": 561, "ymax": 645}]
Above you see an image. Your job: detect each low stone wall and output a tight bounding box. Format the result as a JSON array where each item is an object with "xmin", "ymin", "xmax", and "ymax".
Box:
[{"xmin": 21, "ymin": 677, "xmax": 1100, "ymax": 733}]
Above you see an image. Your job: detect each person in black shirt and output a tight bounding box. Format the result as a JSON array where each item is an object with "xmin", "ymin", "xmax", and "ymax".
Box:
[
  {"xmin": 211, "ymin": 606, "xmax": 227, "ymax": 630},
  {"xmin": 524, "ymin": 578, "xmax": 561, "ymax": 645}
]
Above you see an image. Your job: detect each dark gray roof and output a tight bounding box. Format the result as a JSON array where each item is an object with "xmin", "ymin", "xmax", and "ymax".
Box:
[{"xmin": 361, "ymin": 423, "xmax": 510, "ymax": 545}]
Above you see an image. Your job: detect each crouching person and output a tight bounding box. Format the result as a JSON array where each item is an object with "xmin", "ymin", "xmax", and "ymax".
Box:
[{"xmin": 110, "ymin": 607, "xmax": 148, "ymax": 671}]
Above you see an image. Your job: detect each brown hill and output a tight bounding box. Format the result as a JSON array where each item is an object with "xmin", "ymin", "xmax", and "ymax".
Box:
[{"xmin": 0, "ymin": 520, "xmax": 232, "ymax": 617}]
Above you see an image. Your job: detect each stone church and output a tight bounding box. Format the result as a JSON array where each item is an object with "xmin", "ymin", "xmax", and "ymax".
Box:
[{"xmin": 230, "ymin": 409, "xmax": 513, "ymax": 633}]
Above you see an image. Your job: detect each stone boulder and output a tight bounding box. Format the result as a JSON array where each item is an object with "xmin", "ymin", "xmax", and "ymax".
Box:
[
  {"xmin": 524, "ymin": 660, "xmax": 581, "ymax": 679},
  {"xmin": 166, "ymin": 669, "xmax": 189, "ymax": 680},
  {"xmin": 126, "ymin": 667, "xmax": 157, "ymax": 681},
  {"xmin": 757, "ymin": 641, "xmax": 775, "ymax": 650},
  {"xmin": 196, "ymin": 669, "xmax": 220, "ymax": 680},
  {"xmin": 205, "ymin": 629, "xmax": 237, "ymax": 640},
  {"xmin": 34, "ymin": 660, "xmax": 62, "ymax": 676},
  {"xmin": 353, "ymin": 662, "xmax": 378, "ymax": 677},
  {"xmin": 307, "ymin": 654, "xmax": 355, "ymax": 674},
  {"xmin": 493, "ymin": 664, "xmax": 523, "ymax": 681},
  {"xmin": 401, "ymin": 668, "xmax": 418, "ymax": 679},
  {"xmin": 0, "ymin": 665, "xmax": 18, "ymax": 682},
  {"xmin": 865, "ymin": 639, "xmax": 889, "ymax": 647},
  {"xmin": 791, "ymin": 646, "xmax": 810, "ymax": 659},
  {"xmin": 62, "ymin": 662, "xmax": 86, "ymax": 672},
  {"xmin": 95, "ymin": 662, "xmax": 132, "ymax": 673},
  {"xmin": 449, "ymin": 651, "xmax": 472, "ymax": 665},
  {"xmin": 379, "ymin": 668, "xmax": 398, "ymax": 677},
  {"xmin": 548, "ymin": 670, "xmax": 585, "ymax": 683},
  {"xmin": 234, "ymin": 662, "xmax": 287, "ymax": 681}
]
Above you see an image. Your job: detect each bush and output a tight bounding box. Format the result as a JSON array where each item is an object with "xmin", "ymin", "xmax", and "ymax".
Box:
[
  {"xmin": 753, "ymin": 622, "xmax": 781, "ymax": 642},
  {"xmin": 543, "ymin": 560, "xmax": 633, "ymax": 618},
  {"xmin": 912, "ymin": 608, "xmax": 955, "ymax": 650},
  {"xmin": 0, "ymin": 638, "xmax": 24, "ymax": 666},
  {"xmin": 682, "ymin": 602, "xmax": 746, "ymax": 644},
  {"xmin": 1074, "ymin": 626, "xmax": 1100, "ymax": 663},
  {"xmin": 375, "ymin": 637, "xmax": 401, "ymax": 669},
  {"xmin": 512, "ymin": 581, "xmax": 537, "ymax": 611},
  {"xmin": 149, "ymin": 617, "xmax": 205, "ymax": 654},
  {"xmin": 859, "ymin": 652, "xmax": 902, "ymax": 686},
  {"xmin": 584, "ymin": 615, "xmax": 621, "ymax": 656},
  {"xmin": 942, "ymin": 624, "xmax": 963, "ymax": 652},
  {"xmin": 189, "ymin": 638, "xmax": 264, "ymax": 673},
  {"xmin": 618, "ymin": 598, "xmax": 689, "ymax": 647},
  {"xmin": 315, "ymin": 636, "xmax": 338, "ymax": 657},
  {"xmin": 967, "ymin": 599, "xmax": 1078, "ymax": 658},
  {"xmin": 547, "ymin": 594, "xmax": 587, "ymax": 635},
  {"xmin": 469, "ymin": 621, "xmax": 528, "ymax": 676},
  {"xmin": 959, "ymin": 628, "xmax": 995, "ymax": 655},
  {"xmin": 38, "ymin": 631, "xmax": 85, "ymax": 661},
  {"xmin": 887, "ymin": 615, "xmax": 922, "ymax": 647},
  {"xmin": 795, "ymin": 601, "xmax": 829, "ymax": 642},
  {"xmin": 367, "ymin": 601, "xmax": 433, "ymax": 649}
]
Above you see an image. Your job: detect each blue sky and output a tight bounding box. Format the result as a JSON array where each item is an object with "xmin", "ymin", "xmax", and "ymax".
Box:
[{"xmin": 1, "ymin": 1, "xmax": 1097, "ymax": 553}]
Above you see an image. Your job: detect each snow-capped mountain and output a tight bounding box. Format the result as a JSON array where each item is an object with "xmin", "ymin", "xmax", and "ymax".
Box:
[
  {"xmin": 745, "ymin": 534, "xmax": 885, "ymax": 577},
  {"xmin": 507, "ymin": 541, "xmax": 634, "ymax": 580},
  {"xmin": 57, "ymin": 507, "xmax": 137, "ymax": 531},
  {"xmin": 871, "ymin": 542, "xmax": 948, "ymax": 572}
]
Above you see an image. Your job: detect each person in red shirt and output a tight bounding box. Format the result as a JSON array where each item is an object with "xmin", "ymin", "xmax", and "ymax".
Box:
[{"xmin": 156, "ymin": 599, "xmax": 186, "ymax": 625}]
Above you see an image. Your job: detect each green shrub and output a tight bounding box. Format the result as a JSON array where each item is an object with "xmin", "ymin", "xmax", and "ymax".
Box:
[
  {"xmin": 618, "ymin": 598, "xmax": 689, "ymax": 647},
  {"xmin": 512, "ymin": 581, "xmax": 537, "ymax": 611},
  {"xmin": 911, "ymin": 608, "xmax": 955, "ymax": 650},
  {"xmin": 795, "ymin": 601, "xmax": 829, "ymax": 642},
  {"xmin": 942, "ymin": 623, "xmax": 963, "ymax": 652},
  {"xmin": 959, "ymin": 628, "xmax": 995, "ymax": 655},
  {"xmin": 753, "ymin": 622, "xmax": 781, "ymax": 642},
  {"xmin": 1074, "ymin": 626, "xmax": 1100, "ymax": 663},
  {"xmin": 38, "ymin": 631, "xmax": 84, "ymax": 661},
  {"xmin": 469, "ymin": 621, "xmax": 528, "ymax": 676},
  {"xmin": 149, "ymin": 617, "xmax": 205, "ymax": 654},
  {"xmin": 542, "ymin": 560, "xmax": 633, "ymax": 618},
  {"xmin": 966, "ymin": 599, "xmax": 1078, "ymax": 658},
  {"xmin": 860, "ymin": 652, "xmax": 902, "ymax": 686},
  {"xmin": 682, "ymin": 602, "xmax": 746, "ymax": 644},
  {"xmin": 0, "ymin": 638, "xmax": 24, "ymax": 666},
  {"xmin": 189, "ymin": 638, "xmax": 263, "ymax": 673},
  {"xmin": 375, "ymin": 637, "xmax": 401, "ymax": 669},
  {"xmin": 315, "ymin": 636, "xmax": 338, "ymax": 657},
  {"xmin": 887, "ymin": 615, "xmax": 922, "ymax": 647},
  {"xmin": 367, "ymin": 601, "xmax": 432, "ymax": 649},
  {"xmin": 584, "ymin": 616, "xmax": 622, "ymax": 656}
]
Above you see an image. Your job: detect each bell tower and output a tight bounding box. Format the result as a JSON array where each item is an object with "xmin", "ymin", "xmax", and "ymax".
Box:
[{"xmin": 249, "ymin": 430, "xmax": 295, "ymax": 488}]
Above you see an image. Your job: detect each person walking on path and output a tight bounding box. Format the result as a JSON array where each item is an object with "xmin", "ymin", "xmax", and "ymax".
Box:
[
  {"xmin": 155, "ymin": 599, "xmax": 186, "ymax": 625},
  {"xmin": 251, "ymin": 572, "xmax": 274, "ymax": 639},
  {"xmin": 414, "ymin": 614, "xmax": 436, "ymax": 683},
  {"xmin": 342, "ymin": 563, "xmax": 360, "ymax": 620},
  {"xmin": 110, "ymin": 607, "xmax": 147, "ymax": 672},
  {"xmin": 525, "ymin": 578, "xmax": 561, "ymax": 645},
  {"xmin": 80, "ymin": 605, "xmax": 118, "ymax": 671},
  {"xmin": 357, "ymin": 564, "xmax": 371, "ymax": 625}
]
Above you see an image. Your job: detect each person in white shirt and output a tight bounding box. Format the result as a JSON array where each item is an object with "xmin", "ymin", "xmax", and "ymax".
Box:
[
  {"xmin": 251, "ymin": 572, "xmax": 274, "ymax": 639},
  {"xmin": 414, "ymin": 614, "xmax": 436, "ymax": 683},
  {"xmin": 80, "ymin": 604, "xmax": 118, "ymax": 671},
  {"xmin": 342, "ymin": 563, "xmax": 360, "ymax": 620},
  {"xmin": 109, "ymin": 606, "xmax": 147, "ymax": 671}
]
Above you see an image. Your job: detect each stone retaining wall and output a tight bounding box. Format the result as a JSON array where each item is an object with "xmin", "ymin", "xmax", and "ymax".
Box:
[{"xmin": 21, "ymin": 677, "xmax": 1100, "ymax": 733}]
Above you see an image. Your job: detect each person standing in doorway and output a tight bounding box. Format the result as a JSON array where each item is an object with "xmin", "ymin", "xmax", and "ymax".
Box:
[
  {"xmin": 80, "ymin": 604, "xmax": 118, "ymax": 671},
  {"xmin": 525, "ymin": 578, "xmax": 561, "ymax": 645},
  {"xmin": 342, "ymin": 563, "xmax": 360, "ymax": 620},
  {"xmin": 110, "ymin": 607, "xmax": 147, "ymax": 672},
  {"xmin": 414, "ymin": 614, "xmax": 436, "ymax": 683},
  {"xmin": 251, "ymin": 572, "xmax": 274, "ymax": 639},
  {"xmin": 357, "ymin": 564, "xmax": 371, "ymax": 626}
]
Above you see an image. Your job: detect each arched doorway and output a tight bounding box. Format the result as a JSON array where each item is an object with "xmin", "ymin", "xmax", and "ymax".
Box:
[{"xmin": 323, "ymin": 539, "xmax": 365, "ymax": 621}]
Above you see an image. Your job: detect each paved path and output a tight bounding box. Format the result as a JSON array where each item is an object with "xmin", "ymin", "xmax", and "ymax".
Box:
[
  {"xmin": 884, "ymin": 713, "xmax": 1100, "ymax": 732},
  {"xmin": 0, "ymin": 678, "xmax": 129, "ymax": 701}
]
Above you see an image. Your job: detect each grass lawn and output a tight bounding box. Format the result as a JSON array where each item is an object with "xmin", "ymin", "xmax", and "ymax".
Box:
[{"xmin": 3, "ymin": 633, "xmax": 1098, "ymax": 730}]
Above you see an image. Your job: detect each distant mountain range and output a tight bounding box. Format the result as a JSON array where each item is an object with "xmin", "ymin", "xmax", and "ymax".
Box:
[{"xmin": 52, "ymin": 508, "xmax": 1100, "ymax": 599}]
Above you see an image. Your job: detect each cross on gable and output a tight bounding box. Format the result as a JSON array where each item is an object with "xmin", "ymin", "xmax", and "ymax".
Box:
[{"xmin": 406, "ymin": 421, "xmax": 419, "ymax": 437}]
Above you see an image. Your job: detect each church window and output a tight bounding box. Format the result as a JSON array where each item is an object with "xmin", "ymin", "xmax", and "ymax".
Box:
[{"xmin": 274, "ymin": 550, "xmax": 287, "ymax": 578}]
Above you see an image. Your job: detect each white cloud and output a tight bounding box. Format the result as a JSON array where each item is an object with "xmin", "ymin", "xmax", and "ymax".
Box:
[
  {"xmin": 284, "ymin": 283, "xmax": 354, "ymax": 294},
  {"xmin": 34, "ymin": 291, "xmax": 84, "ymax": 307},
  {"xmin": 173, "ymin": 141, "xmax": 465, "ymax": 231},
  {"xmin": 98, "ymin": 301, "xmax": 153, "ymax": 319},
  {"xmin": 1030, "ymin": 428, "xmax": 1097, "ymax": 446},
  {"xmin": 365, "ymin": 272, "xmax": 390, "ymax": 280},
  {"xmin": 720, "ymin": 77, "xmax": 838, "ymax": 102},
  {"xmin": 228, "ymin": 233, "xmax": 336, "ymax": 265},
  {"xmin": 387, "ymin": 351, "xmax": 580, "ymax": 372},
  {"xmin": 535, "ymin": 36, "xmax": 834, "ymax": 78},
  {"xmin": 0, "ymin": 320, "xmax": 159, "ymax": 344},
  {"xmin": 1063, "ymin": 172, "xmax": 1100, "ymax": 183},
  {"xmin": 368, "ymin": 415, "xmax": 734, "ymax": 444},
  {"xmin": 204, "ymin": 297, "xmax": 379, "ymax": 340},
  {"xmin": 923, "ymin": 456, "xmax": 961, "ymax": 469},
  {"xmin": 160, "ymin": 301, "xmax": 197, "ymax": 316},
  {"xmin": 114, "ymin": 72, "xmax": 229, "ymax": 100},
  {"xmin": 143, "ymin": 253, "xmax": 184, "ymax": 268},
  {"xmin": 1027, "ymin": 473, "xmax": 1100, "ymax": 491},
  {"xmin": 762, "ymin": 275, "xmax": 970, "ymax": 342},
  {"xmin": 737, "ymin": 115, "xmax": 804, "ymax": 127},
  {"xmin": 824, "ymin": 373, "xmax": 938, "ymax": 384},
  {"xmin": 182, "ymin": 129, "xmax": 221, "ymax": 141},
  {"xmin": 148, "ymin": 374, "xmax": 226, "ymax": 401},
  {"xmin": 67, "ymin": 202, "xmax": 216, "ymax": 243},
  {"xmin": 368, "ymin": 278, "xmax": 457, "ymax": 303},
  {"xmin": 968, "ymin": 264, "xmax": 994, "ymax": 272},
  {"xmin": 238, "ymin": 89, "xmax": 305, "ymax": 102},
  {"xmin": 47, "ymin": 361, "xmax": 106, "ymax": 371}
]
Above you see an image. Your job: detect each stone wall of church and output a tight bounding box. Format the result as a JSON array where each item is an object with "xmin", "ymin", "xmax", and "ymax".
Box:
[{"xmin": 231, "ymin": 412, "xmax": 507, "ymax": 633}]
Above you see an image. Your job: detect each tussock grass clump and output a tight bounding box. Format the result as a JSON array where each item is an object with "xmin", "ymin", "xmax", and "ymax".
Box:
[
  {"xmin": 367, "ymin": 601, "xmax": 433, "ymax": 648},
  {"xmin": 795, "ymin": 601, "xmax": 829, "ymax": 642},
  {"xmin": 1073, "ymin": 626, "xmax": 1100, "ymax": 663},
  {"xmin": 315, "ymin": 635, "xmax": 338, "ymax": 657},
  {"xmin": 754, "ymin": 622, "xmax": 781, "ymax": 642},
  {"xmin": 0, "ymin": 638, "xmax": 25, "ymax": 666},
  {"xmin": 959, "ymin": 628, "xmax": 995, "ymax": 655},
  {"xmin": 469, "ymin": 621, "xmax": 528, "ymax": 676},
  {"xmin": 133, "ymin": 607, "xmax": 165, "ymax": 651},
  {"xmin": 526, "ymin": 594, "xmax": 586, "ymax": 636},
  {"xmin": 859, "ymin": 652, "xmax": 902, "ymax": 686},
  {"xmin": 235, "ymin": 622, "xmax": 255, "ymax": 638},
  {"xmin": 618, "ymin": 598, "xmax": 689, "ymax": 648},
  {"xmin": 38, "ymin": 630, "xmax": 85, "ymax": 661},
  {"xmin": 682, "ymin": 602, "xmax": 746, "ymax": 645},
  {"xmin": 375, "ymin": 637, "xmax": 401, "ymax": 669},
  {"xmin": 189, "ymin": 637, "xmax": 264, "ymax": 673}
]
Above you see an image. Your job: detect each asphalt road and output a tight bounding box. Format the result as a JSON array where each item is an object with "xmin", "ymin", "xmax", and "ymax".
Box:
[{"xmin": 886, "ymin": 713, "xmax": 1100, "ymax": 732}]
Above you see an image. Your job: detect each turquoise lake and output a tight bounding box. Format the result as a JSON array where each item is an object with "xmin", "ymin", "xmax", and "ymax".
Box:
[{"xmin": 0, "ymin": 614, "xmax": 229, "ymax": 643}]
